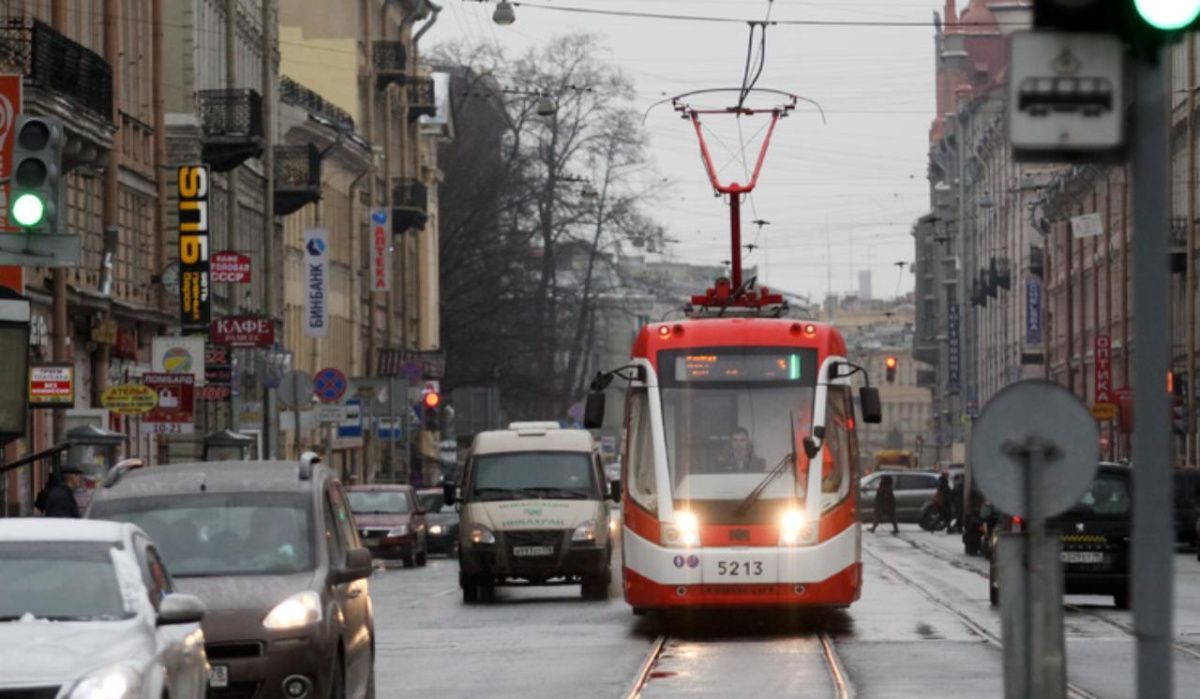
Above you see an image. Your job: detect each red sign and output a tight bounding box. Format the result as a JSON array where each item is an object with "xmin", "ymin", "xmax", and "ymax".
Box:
[
  {"xmin": 210, "ymin": 316, "xmax": 275, "ymax": 347},
  {"xmin": 28, "ymin": 364, "xmax": 74, "ymax": 408},
  {"xmin": 115, "ymin": 327, "xmax": 138, "ymax": 360},
  {"xmin": 141, "ymin": 373, "xmax": 195, "ymax": 427},
  {"xmin": 1094, "ymin": 334, "xmax": 1113, "ymax": 404},
  {"xmin": 198, "ymin": 385, "xmax": 232, "ymax": 401},
  {"xmin": 0, "ymin": 74, "xmax": 23, "ymax": 290},
  {"xmin": 371, "ymin": 209, "xmax": 390, "ymax": 291},
  {"xmin": 211, "ymin": 251, "xmax": 252, "ymax": 283}
]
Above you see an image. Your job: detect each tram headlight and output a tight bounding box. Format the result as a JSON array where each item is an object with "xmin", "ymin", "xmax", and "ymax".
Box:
[
  {"xmin": 780, "ymin": 509, "xmax": 818, "ymax": 546},
  {"xmin": 662, "ymin": 511, "xmax": 700, "ymax": 548}
]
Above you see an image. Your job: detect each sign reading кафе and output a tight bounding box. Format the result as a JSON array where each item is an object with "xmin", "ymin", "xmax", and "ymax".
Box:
[{"xmin": 178, "ymin": 166, "xmax": 211, "ymax": 335}]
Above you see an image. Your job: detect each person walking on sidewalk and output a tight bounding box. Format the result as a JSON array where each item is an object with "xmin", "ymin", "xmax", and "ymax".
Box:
[{"xmin": 871, "ymin": 475, "xmax": 899, "ymax": 534}]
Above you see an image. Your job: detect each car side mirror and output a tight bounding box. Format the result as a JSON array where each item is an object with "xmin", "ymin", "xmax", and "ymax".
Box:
[
  {"xmin": 609, "ymin": 479, "xmax": 621, "ymax": 503},
  {"xmin": 803, "ymin": 437, "xmax": 820, "ymax": 460},
  {"xmin": 584, "ymin": 390, "xmax": 606, "ymax": 429},
  {"xmin": 860, "ymin": 386, "xmax": 883, "ymax": 424},
  {"xmin": 157, "ymin": 593, "xmax": 206, "ymax": 626},
  {"xmin": 443, "ymin": 481, "xmax": 457, "ymax": 507},
  {"xmin": 329, "ymin": 547, "xmax": 373, "ymax": 586}
]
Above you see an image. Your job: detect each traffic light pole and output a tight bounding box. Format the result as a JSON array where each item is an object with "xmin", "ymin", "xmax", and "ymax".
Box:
[{"xmin": 1131, "ymin": 46, "xmax": 1174, "ymax": 699}]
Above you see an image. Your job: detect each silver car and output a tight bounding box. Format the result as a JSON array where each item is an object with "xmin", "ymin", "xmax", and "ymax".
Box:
[
  {"xmin": 859, "ymin": 470, "xmax": 941, "ymax": 524},
  {"xmin": 0, "ymin": 518, "xmax": 210, "ymax": 698}
]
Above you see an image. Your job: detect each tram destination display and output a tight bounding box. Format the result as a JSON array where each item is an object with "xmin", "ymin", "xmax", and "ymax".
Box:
[{"xmin": 667, "ymin": 348, "xmax": 818, "ymax": 384}]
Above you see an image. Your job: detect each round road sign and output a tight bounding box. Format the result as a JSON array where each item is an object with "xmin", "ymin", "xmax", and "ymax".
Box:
[
  {"xmin": 969, "ymin": 380, "xmax": 1100, "ymax": 519},
  {"xmin": 313, "ymin": 367, "xmax": 348, "ymax": 404},
  {"xmin": 278, "ymin": 370, "xmax": 314, "ymax": 409}
]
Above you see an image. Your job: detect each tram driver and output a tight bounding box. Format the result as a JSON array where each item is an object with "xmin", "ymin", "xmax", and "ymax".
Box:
[{"xmin": 718, "ymin": 427, "xmax": 767, "ymax": 472}]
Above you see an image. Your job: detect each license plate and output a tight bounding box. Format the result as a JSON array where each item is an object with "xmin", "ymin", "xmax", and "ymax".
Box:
[
  {"xmin": 209, "ymin": 665, "xmax": 229, "ymax": 689},
  {"xmin": 1061, "ymin": 551, "xmax": 1104, "ymax": 564},
  {"xmin": 703, "ymin": 554, "xmax": 776, "ymax": 582},
  {"xmin": 513, "ymin": 545, "xmax": 554, "ymax": 557}
]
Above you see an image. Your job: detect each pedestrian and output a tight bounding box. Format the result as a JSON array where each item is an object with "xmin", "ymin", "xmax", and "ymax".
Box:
[
  {"xmin": 949, "ymin": 473, "xmax": 965, "ymax": 533},
  {"xmin": 935, "ymin": 472, "xmax": 952, "ymax": 531},
  {"xmin": 870, "ymin": 475, "xmax": 899, "ymax": 534},
  {"xmin": 36, "ymin": 465, "xmax": 83, "ymax": 518}
]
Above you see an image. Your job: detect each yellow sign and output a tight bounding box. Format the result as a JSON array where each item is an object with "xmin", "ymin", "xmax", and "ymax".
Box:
[
  {"xmin": 1092, "ymin": 402, "xmax": 1117, "ymax": 421},
  {"xmin": 101, "ymin": 383, "xmax": 159, "ymax": 415}
]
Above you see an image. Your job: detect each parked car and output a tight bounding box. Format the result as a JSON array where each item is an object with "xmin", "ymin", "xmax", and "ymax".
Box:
[
  {"xmin": 347, "ymin": 484, "xmax": 428, "ymax": 566},
  {"xmin": 989, "ymin": 462, "xmax": 1132, "ymax": 608},
  {"xmin": 1173, "ymin": 469, "xmax": 1200, "ymax": 550},
  {"xmin": 860, "ymin": 470, "xmax": 940, "ymax": 524},
  {"xmin": 418, "ymin": 487, "xmax": 460, "ymax": 555},
  {"xmin": 88, "ymin": 456, "xmax": 375, "ymax": 699},
  {"xmin": 0, "ymin": 518, "xmax": 210, "ymax": 698}
]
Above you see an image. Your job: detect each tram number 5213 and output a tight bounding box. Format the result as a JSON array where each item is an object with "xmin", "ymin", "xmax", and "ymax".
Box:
[{"xmin": 717, "ymin": 561, "xmax": 764, "ymax": 577}]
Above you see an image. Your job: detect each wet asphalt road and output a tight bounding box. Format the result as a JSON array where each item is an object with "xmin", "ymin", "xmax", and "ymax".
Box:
[{"xmin": 366, "ymin": 527, "xmax": 1200, "ymax": 698}]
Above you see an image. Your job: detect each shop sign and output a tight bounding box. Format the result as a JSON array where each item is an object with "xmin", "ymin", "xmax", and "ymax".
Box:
[
  {"xmin": 100, "ymin": 383, "xmax": 158, "ymax": 415},
  {"xmin": 210, "ymin": 316, "xmax": 275, "ymax": 348},
  {"xmin": 211, "ymin": 251, "xmax": 251, "ymax": 283},
  {"xmin": 177, "ymin": 165, "xmax": 212, "ymax": 335},
  {"xmin": 1093, "ymin": 334, "xmax": 1115, "ymax": 420},
  {"xmin": 114, "ymin": 327, "xmax": 138, "ymax": 359},
  {"xmin": 370, "ymin": 209, "xmax": 391, "ymax": 291},
  {"xmin": 28, "ymin": 364, "xmax": 74, "ymax": 408},
  {"xmin": 140, "ymin": 372, "xmax": 195, "ymax": 433},
  {"xmin": 303, "ymin": 228, "xmax": 328, "ymax": 338},
  {"xmin": 152, "ymin": 336, "xmax": 206, "ymax": 386}
]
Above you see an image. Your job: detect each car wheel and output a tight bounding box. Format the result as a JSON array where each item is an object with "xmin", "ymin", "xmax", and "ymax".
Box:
[
  {"xmin": 328, "ymin": 656, "xmax": 345, "ymax": 699},
  {"xmin": 582, "ymin": 572, "xmax": 609, "ymax": 600},
  {"xmin": 461, "ymin": 573, "xmax": 480, "ymax": 603},
  {"xmin": 416, "ymin": 543, "xmax": 428, "ymax": 567},
  {"xmin": 1113, "ymin": 587, "xmax": 1131, "ymax": 610},
  {"xmin": 480, "ymin": 582, "xmax": 496, "ymax": 603},
  {"xmin": 402, "ymin": 552, "xmax": 415, "ymax": 568}
]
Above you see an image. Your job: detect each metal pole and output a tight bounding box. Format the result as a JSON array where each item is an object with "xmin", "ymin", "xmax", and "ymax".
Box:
[
  {"xmin": 1131, "ymin": 48, "xmax": 1174, "ymax": 699},
  {"xmin": 388, "ymin": 375, "xmax": 398, "ymax": 482},
  {"xmin": 729, "ymin": 192, "xmax": 742, "ymax": 289},
  {"xmin": 292, "ymin": 371, "xmax": 301, "ymax": 457},
  {"xmin": 261, "ymin": 0, "xmax": 278, "ymax": 458},
  {"xmin": 1188, "ymin": 35, "xmax": 1198, "ymax": 467}
]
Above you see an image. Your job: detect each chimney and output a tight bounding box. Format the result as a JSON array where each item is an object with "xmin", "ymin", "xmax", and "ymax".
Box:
[{"xmin": 945, "ymin": 0, "xmax": 958, "ymax": 28}]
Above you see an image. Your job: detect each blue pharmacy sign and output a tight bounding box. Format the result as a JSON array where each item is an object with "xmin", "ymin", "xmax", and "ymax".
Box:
[{"xmin": 1025, "ymin": 277, "xmax": 1044, "ymax": 345}]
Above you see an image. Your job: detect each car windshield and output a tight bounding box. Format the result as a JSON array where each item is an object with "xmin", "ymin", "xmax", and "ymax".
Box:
[
  {"xmin": 91, "ymin": 493, "xmax": 314, "ymax": 577},
  {"xmin": 0, "ymin": 542, "xmax": 133, "ymax": 621},
  {"xmin": 472, "ymin": 452, "xmax": 598, "ymax": 500},
  {"xmin": 347, "ymin": 490, "xmax": 411, "ymax": 514},
  {"xmin": 1067, "ymin": 473, "xmax": 1131, "ymax": 517},
  {"xmin": 418, "ymin": 492, "xmax": 455, "ymax": 514}
]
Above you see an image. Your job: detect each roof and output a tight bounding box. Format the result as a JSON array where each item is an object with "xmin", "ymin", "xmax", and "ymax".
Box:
[
  {"xmin": 95, "ymin": 460, "xmax": 325, "ymax": 498},
  {"xmin": 0, "ymin": 518, "xmax": 132, "ymax": 543},
  {"xmin": 473, "ymin": 427, "xmax": 595, "ymax": 455}
]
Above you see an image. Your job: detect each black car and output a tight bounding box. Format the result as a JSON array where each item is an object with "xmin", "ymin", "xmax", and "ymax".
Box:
[
  {"xmin": 1174, "ymin": 469, "xmax": 1200, "ymax": 551},
  {"xmin": 417, "ymin": 488, "xmax": 460, "ymax": 555},
  {"xmin": 989, "ymin": 462, "xmax": 1132, "ymax": 609}
]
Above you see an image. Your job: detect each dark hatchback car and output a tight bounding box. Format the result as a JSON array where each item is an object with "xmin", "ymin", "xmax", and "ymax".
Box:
[
  {"xmin": 1173, "ymin": 469, "xmax": 1200, "ymax": 553},
  {"xmin": 87, "ymin": 458, "xmax": 376, "ymax": 699},
  {"xmin": 417, "ymin": 488, "xmax": 460, "ymax": 555},
  {"xmin": 989, "ymin": 463, "xmax": 1132, "ymax": 608},
  {"xmin": 346, "ymin": 485, "xmax": 427, "ymax": 567}
]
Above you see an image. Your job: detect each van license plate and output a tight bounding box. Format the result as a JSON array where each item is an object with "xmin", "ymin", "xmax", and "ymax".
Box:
[
  {"xmin": 1061, "ymin": 551, "xmax": 1104, "ymax": 564},
  {"xmin": 513, "ymin": 545, "xmax": 554, "ymax": 557},
  {"xmin": 209, "ymin": 665, "xmax": 229, "ymax": 688}
]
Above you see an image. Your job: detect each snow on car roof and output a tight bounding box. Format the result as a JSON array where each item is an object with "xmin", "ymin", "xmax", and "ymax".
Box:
[{"xmin": 0, "ymin": 518, "xmax": 131, "ymax": 543}]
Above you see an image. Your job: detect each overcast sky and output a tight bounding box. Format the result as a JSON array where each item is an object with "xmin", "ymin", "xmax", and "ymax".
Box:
[{"xmin": 426, "ymin": 0, "xmax": 947, "ymax": 302}]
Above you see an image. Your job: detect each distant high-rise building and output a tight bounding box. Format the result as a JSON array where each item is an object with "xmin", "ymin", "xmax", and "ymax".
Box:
[{"xmin": 858, "ymin": 270, "xmax": 872, "ymax": 301}]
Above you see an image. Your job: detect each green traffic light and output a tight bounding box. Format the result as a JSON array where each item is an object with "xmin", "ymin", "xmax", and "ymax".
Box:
[
  {"xmin": 11, "ymin": 193, "xmax": 45, "ymax": 227},
  {"xmin": 1134, "ymin": 0, "xmax": 1200, "ymax": 30}
]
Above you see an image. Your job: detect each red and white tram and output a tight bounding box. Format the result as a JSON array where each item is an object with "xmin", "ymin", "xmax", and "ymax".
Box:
[{"xmin": 582, "ymin": 89, "xmax": 882, "ymax": 613}]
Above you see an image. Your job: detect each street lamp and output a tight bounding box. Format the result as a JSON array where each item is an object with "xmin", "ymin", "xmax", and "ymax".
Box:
[
  {"xmin": 535, "ymin": 95, "xmax": 557, "ymax": 117},
  {"xmin": 493, "ymin": 1, "xmax": 515, "ymax": 25}
]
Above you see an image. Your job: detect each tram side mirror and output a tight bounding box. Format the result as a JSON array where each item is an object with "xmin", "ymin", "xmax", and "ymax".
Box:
[
  {"xmin": 860, "ymin": 386, "xmax": 883, "ymax": 424},
  {"xmin": 443, "ymin": 481, "xmax": 457, "ymax": 507},
  {"xmin": 584, "ymin": 391, "xmax": 606, "ymax": 429}
]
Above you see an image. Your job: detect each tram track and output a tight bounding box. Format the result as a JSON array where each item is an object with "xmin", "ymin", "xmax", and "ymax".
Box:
[
  {"xmin": 862, "ymin": 544, "xmax": 1102, "ymax": 699},
  {"xmin": 895, "ymin": 533, "xmax": 1200, "ymax": 663},
  {"xmin": 624, "ymin": 630, "xmax": 853, "ymax": 699}
]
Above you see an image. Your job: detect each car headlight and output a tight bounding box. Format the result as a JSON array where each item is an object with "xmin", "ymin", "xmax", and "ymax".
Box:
[
  {"xmin": 429, "ymin": 524, "xmax": 444, "ymax": 535},
  {"xmin": 387, "ymin": 524, "xmax": 409, "ymax": 537},
  {"xmin": 662, "ymin": 511, "xmax": 700, "ymax": 548},
  {"xmin": 572, "ymin": 520, "xmax": 598, "ymax": 543},
  {"xmin": 468, "ymin": 523, "xmax": 496, "ymax": 545},
  {"xmin": 780, "ymin": 508, "xmax": 818, "ymax": 546},
  {"xmin": 262, "ymin": 591, "xmax": 323, "ymax": 630},
  {"xmin": 69, "ymin": 664, "xmax": 141, "ymax": 699}
]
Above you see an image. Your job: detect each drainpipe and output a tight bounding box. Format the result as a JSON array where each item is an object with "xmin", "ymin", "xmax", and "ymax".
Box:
[
  {"xmin": 97, "ymin": 0, "xmax": 121, "ymax": 407},
  {"xmin": 1188, "ymin": 35, "xmax": 1197, "ymax": 466}
]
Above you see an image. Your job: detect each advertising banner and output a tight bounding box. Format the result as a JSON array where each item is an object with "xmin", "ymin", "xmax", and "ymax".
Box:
[
  {"xmin": 0, "ymin": 74, "xmax": 22, "ymax": 232},
  {"xmin": 303, "ymin": 228, "xmax": 329, "ymax": 338},
  {"xmin": 211, "ymin": 251, "xmax": 251, "ymax": 283},
  {"xmin": 1025, "ymin": 277, "xmax": 1044, "ymax": 346},
  {"xmin": 101, "ymin": 384, "xmax": 158, "ymax": 415},
  {"xmin": 1093, "ymin": 334, "xmax": 1116, "ymax": 420},
  {"xmin": 178, "ymin": 165, "xmax": 212, "ymax": 334},
  {"xmin": 28, "ymin": 364, "xmax": 74, "ymax": 408},
  {"xmin": 370, "ymin": 209, "xmax": 391, "ymax": 292},
  {"xmin": 152, "ymin": 336, "xmax": 206, "ymax": 387},
  {"xmin": 948, "ymin": 302, "xmax": 961, "ymax": 395},
  {"xmin": 140, "ymin": 372, "xmax": 195, "ymax": 434},
  {"xmin": 210, "ymin": 316, "xmax": 275, "ymax": 348}
]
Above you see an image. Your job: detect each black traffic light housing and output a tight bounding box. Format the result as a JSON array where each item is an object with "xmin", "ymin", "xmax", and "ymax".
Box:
[
  {"xmin": 8, "ymin": 115, "xmax": 64, "ymax": 232},
  {"xmin": 885, "ymin": 356, "xmax": 898, "ymax": 384},
  {"xmin": 1034, "ymin": 0, "xmax": 1200, "ymax": 61},
  {"xmin": 421, "ymin": 390, "xmax": 441, "ymax": 431}
]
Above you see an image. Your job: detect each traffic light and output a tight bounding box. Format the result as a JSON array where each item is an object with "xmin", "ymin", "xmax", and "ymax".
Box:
[
  {"xmin": 8, "ymin": 115, "xmax": 63, "ymax": 232},
  {"xmin": 421, "ymin": 390, "xmax": 441, "ymax": 431},
  {"xmin": 1170, "ymin": 370, "xmax": 1188, "ymax": 435},
  {"xmin": 1034, "ymin": 0, "xmax": 1200, "ymax": 58},
  {"xmin": 885, "ymin": 356, "xmax": 897, "ymax": 384}
]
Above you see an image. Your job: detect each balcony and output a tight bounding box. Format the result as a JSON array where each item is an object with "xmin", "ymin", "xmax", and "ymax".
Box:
[
  {"xmin": 0, "ymin": 18, "xmax": 113, "ymax": 120},
  {"xmin": 373, "ymin": 41, "xmax": 408, "ymax": 90},
  {"xmin": 392, "ymin": 178, "xmax": 428, "ymax": 234},
  {"xmin": 407, "ymin": 77, "xmax": 436, "ymax": 122},
  {"xmin": 198, "ymin": 88, "xmax": 264, "ymax": 172},
  {"xmin": 274, "ymin": 144, "xmax": 321, "ymax": 216},
  {"xmin": 281, "ymin": 76, "xmax": 355, "ymax": 133}
]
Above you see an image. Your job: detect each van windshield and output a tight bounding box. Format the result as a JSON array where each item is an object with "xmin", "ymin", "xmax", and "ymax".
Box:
[{"xmin": 472, "ymin": 452, "xmax": 598, "ymax": 501}]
